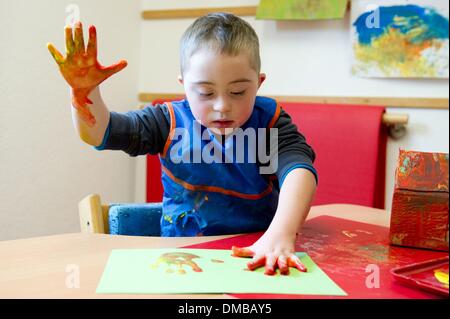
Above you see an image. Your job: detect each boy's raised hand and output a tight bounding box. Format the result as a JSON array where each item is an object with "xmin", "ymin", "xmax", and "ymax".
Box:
[{"xmin": 47, "ymin": 22, "xmax": 127, "ymax": 126}]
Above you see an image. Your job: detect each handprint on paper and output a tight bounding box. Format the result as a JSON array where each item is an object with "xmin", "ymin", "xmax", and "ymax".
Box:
[{"xmin": 151, "ymin": 252, "xmax": 203, "ymax": 275}]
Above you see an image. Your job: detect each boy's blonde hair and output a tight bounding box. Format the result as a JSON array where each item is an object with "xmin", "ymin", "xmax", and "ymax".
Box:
[{"xmin": 180, "ymin": 12, "xmax": 261, "ymax": 75}]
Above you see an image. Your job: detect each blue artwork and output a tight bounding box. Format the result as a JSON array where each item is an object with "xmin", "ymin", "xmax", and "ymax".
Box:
[{"xmin": 351, "ymin": 1, "xmax": 449, "ymax": 78}]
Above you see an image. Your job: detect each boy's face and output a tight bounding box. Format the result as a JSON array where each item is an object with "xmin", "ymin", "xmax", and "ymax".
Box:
[{"xmin": 179, "ymin": 48, "xmax": 266, "ymax": 135}]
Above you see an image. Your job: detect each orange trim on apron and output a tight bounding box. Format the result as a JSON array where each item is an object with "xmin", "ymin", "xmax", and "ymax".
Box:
[
  {"xmin": 161, "ymin": 102, "xmax": 176, "ymax": 159},
  {"xmin": 268, "ymin": 102, "xmax": 281, "ymax": 129},
  {"xmin": 161, "ymin": 165, "xmax": 273, "ymax": 200}
]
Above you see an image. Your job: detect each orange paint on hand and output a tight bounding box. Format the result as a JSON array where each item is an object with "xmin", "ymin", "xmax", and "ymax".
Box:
[
  {"xmin": 233, "ymin": 246, "xmax": 308, "ymax": 275},
  {"xmin": 231, "ymin": 246, "xmax": 255, "ymax": 258},
  {"xmin": 277, "ymin": 257, "xmax": 290, "ymax": 276},
  {"xmin": 264, "ymin": 266, "xmax": 276, "ymax": 276},
  {"xmin": 247, "ymin": 256, "xmax": 266, "ymax": 271},
  {"xmin": 47, "ymin": 22, "xmax": 127, "ymax": 127},
  {"xmin": 288, "ymin": 257, "xmax": 307, "ymax": 272}
]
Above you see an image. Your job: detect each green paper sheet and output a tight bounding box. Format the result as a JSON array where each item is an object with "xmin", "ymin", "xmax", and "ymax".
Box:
[
  {"xmin": 256, "ymin": 0, "xmax": 348, "ymax": 20},
  {"xmin": 96, "ymin": 249, "xmax": 346, "ymax": 296}
]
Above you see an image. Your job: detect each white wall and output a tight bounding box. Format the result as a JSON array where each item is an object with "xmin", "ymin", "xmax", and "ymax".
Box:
[
  {"xmin": 137, "ymin": 0, "xmax": 449, "ymax": 212},
  {"xmin": 0, "ymin": 0, "xmax": 141, "ymax": 240}
]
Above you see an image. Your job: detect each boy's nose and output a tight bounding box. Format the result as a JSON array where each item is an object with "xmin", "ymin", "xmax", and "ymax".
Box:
[{"xmin": 212, "ymin": 99, "xmax": 232, "ymax": 113}]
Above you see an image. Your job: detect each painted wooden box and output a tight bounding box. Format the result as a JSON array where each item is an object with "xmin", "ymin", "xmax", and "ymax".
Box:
[{"xmin": 389, "ymin": 150, "xmax": 449, "ymax": 251}]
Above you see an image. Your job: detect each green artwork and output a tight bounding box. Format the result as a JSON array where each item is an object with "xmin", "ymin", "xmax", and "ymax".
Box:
[
  {"xmin": 96, "ymin": 249, "xmax": 347, "ymax": 295},
  {"xmin": 256, "ymin": 0, "xmax": 348, "ymax": 20}
]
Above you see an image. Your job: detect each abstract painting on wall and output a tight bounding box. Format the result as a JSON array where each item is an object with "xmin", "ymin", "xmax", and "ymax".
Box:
[
  {"xmin": 256, "ymin": 0, "xmax": 348, "ymax": 20},
  {"xmin": 351, "ymin": 0, "xmax": 449, "ymax": 78}
]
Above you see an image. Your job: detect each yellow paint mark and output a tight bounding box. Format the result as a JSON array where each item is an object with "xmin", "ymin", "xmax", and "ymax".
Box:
[
  {"xmin": 434, "ymin": 269, "xmax": 449, "ymax": 286},
  {"xmin": 163, "ymin": 214, "xmax": 173, "ymax": 224}
]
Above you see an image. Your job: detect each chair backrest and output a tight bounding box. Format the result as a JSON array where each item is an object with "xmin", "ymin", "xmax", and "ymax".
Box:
[
  {"xmin": 280, "ymin": 102, "xmax": 387, "ymax": 208},
  {"xmin": 108, "ymin": 203, "xmax": 162, "ymax": 236}
]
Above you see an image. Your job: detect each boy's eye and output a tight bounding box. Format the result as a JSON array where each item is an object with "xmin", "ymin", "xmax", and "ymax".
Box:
[
  {"xmin": 199, "ymin": 92, "xmax": 214, "ymax": 97},
  {"xmin": 231, "ymin": 90, "xmax": 246, "ymax": 96}
]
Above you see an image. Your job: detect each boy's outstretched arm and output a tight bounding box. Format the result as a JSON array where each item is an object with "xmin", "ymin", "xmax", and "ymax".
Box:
[
  {"xmin": 47, "ymin": 22, "xmax": 127, "ymax": 146},
  {"xmin": 232, "ymin": 168, "xmax": 317, "ymax": 275}
]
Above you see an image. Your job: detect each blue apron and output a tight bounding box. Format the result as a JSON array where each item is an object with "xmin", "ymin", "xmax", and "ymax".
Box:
[{"xmin": 159, "ymin": 96, "xmax": 281, "ymax": 236}]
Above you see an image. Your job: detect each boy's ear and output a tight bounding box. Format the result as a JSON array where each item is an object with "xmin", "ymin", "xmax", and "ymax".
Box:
[
  {"xmin": 178, "ymin": 75, "xmax": 184, "ymax": 85},
  {"xmin": 258, "ymin": 73, "xmax": 266, "ymax": 88}
]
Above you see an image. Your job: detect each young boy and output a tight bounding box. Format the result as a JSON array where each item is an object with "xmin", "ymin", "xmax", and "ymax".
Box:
[{"xmin": 48, "ymin": 13, "xmax": 317, "ymax": 276}]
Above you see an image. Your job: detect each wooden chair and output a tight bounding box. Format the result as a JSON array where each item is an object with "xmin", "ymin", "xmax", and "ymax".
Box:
[
  {"xmin": 78, "ymin": 194, "xmax": 109, "ymax": 234},
  {"xmin": 78, "ymin": 194, "xmax": 162, "ymax": 236}
]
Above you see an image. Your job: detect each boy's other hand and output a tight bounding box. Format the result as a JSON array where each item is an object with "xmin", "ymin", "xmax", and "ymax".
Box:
[
  {"xmin": 47, "ymin": 22, "xmax": 127, "ymax": 126},
  {"xmin": 231, "ymin": 231, "xmax": 307, "ymax": 276}
]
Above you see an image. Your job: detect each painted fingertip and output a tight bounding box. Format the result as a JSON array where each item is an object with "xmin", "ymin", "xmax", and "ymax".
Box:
[
  {"xmin": 265, "ymin": 265, "xmax": 275, "ymax": 272},
  {"xmin": 115, "ymin": 60, "xmax": 128, "ymax": 70},
  {"xmin": 64, "ymin": 26, "xmax": 73, "ymax": 36},
  {"xmin": 47, "ymin": 43, "xmax": 57, "ymax": 52},
  {"xmin": 247, "ymin": 262, "xmax": 256, "ymax": 271},
  {"xmin": 298, "ymin": 264, "xmax": 307, "ymax": 272},
  {"xmin": 279, "ymin": 267, "xmax": 289, "ymax": 275},
  {"xmin": 264, "ymin": 268, "xmax": 276, "ymax": 276},
  {"xmin": 231, "ymin": 246, "xmax": 241, "ymax": 255}
]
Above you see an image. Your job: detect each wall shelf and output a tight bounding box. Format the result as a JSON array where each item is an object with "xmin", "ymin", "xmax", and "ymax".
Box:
[
  {"xmin": 142, "ymin": 6, "xmax": 258, "ymax": 20},
  {"xmin": 138, "ymin": 93, "xmax": 449, "ymax": 110}
]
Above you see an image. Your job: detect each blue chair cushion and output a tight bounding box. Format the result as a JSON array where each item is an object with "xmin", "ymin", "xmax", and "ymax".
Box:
[{"xmin": 108, "ymin": 203, "xmax": 162, "ymax": 236}]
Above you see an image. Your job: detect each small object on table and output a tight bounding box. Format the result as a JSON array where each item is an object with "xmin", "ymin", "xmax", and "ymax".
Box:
[{"xmin": 390, "ymin": 150, "xmax": 449, "ymax": 251}]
